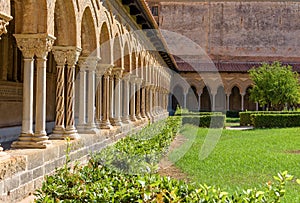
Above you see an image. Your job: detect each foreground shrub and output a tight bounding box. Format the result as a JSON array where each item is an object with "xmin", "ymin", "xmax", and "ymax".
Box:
[
  {"xmin": 35, "ymin": 163, "xmax": 293, "ymax": 202},
  {"xmin": 91, "ymin": 116, "xmax": 181, "ymax": 174},
  {"xmin": 252, "ymin": 114, "xmax": 300, "ymax": 128},
  {"xmin": 181, "ymin": 115, "xmax": 225, "ymax": 128}
]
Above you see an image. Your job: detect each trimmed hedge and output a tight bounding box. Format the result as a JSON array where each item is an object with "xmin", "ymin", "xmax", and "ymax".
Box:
[
  {"xmin": 226, "ymin": 110, "xmax": 241, "ymax": 118},
  {"xmin": 181, "ymin": 115, "xmax": 225, "ymax": 128},
  {"xmin": 251, "ymin": 114, "xmax": 300, "ymax": 128},
  {"xmin": 240, "ymin": 111, "xmax": 300, "ymax": 126}
]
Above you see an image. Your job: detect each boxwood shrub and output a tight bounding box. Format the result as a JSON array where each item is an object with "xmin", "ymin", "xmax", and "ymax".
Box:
[
  {"xmin": 251, "ymin": 114, "xmax": 300, "ymax": 128},
  {"xmin": 240, "ymin": 111, "xmax": 300, "ymax": 126},
  {"xmin": 181, "ymin": 115, "xmax": 225, "ymax": 128}
]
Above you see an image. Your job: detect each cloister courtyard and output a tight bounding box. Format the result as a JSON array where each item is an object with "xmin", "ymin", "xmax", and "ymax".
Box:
[{"xmin": 0, "ymin": 0, "xmax": 300, "ymax": 202}]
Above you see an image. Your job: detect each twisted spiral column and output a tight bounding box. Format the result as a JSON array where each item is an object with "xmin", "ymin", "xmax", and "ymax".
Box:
[
  {"xmin": 64, "ymin": 47, "xmax": 81, "ymax": 138},
  {"xmin": 51, "ymin": 48, "xmax": 66, "ymax": 136}
]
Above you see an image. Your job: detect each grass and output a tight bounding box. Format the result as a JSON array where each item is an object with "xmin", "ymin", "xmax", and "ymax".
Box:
[{"xmin": 169, "ymin": 125, "xmax": 300, "ymax": 202}]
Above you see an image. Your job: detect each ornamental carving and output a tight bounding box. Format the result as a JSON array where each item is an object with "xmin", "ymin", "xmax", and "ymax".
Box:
[
  {"xmin": 0, "ymin": 13, "xmax": 12, "ymax": 40},
  {"xmin": 66, "ymin": 47, "xmax": 82, "ymax": 67},
  {"xmin": 14, "ymin": 34, "xmax": 56, "ymax": 58}
]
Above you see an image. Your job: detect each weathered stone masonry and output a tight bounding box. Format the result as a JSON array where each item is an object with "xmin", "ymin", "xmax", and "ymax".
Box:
[{"xmin": 0, "ymin": 0, "xmax": 177, "ymax": 201}]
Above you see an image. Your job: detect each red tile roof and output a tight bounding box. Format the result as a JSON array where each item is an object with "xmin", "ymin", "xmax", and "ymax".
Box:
[{"xmin": 176, "ymin": 61, "xmax": 300, "ymax": 73}]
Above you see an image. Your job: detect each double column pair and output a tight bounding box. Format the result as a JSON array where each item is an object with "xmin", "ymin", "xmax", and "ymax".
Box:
[
  {"xmin": 96, "ymin": 64, "xmax": 126, "ymax": 129},
  {"xmin": 51, "ymin": 46, "xmax": 81, "ymax": 139},
  {"xmin": 12, "ymin": 34, "xmax": 56, "ymax": 149}
]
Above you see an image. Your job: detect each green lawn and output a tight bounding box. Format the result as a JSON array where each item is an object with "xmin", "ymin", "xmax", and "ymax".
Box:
[{"xmin": 169, "ymin": 125, "xmax": 300, "ymax": 202}]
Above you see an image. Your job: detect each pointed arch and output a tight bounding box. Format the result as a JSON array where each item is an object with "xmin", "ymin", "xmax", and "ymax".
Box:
[
  {"xmin": 230, "ymin": 86, "xmax": 241, "ymax": 111},
  {"xmin": 54, "ymin": 0, "xmax": 76, "ymax": 45},
  {"xmin": 215, "ymin": 86, "xmax": 226, "ymax": 111},
  {"xmin": 100, "ymin": 22, "xmax": 111, "ymax": 64},
  {"xmin": 81, "ymin": 7, "xmax": 97, "ymax": 56},
  {"xmin": 113, "ymin": 34, "xmax": 122, "ymax": 68},
  {"xmin": 187, "ymin": 86, "xmax": 198, "ymax": 111},
  {"xmin": 123, "ymin": 41, "xmax": 130, "ymax": 73},
  {"xmin": 201, "ymin": 86, "xmax": 211, "ymax": 111}
]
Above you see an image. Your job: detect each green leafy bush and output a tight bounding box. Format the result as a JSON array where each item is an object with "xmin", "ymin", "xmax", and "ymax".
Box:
[
  {"xmin": 35, "ymin": 162, "xmax": 293, "ymax": 202},
  {"xmin": 252, "ymin": 114, "xmax": 300, "ymax": 128},
  {"xmin": 91, "ymin": 116, "xmax": 181, "ymax": 174},
  {"xmin": 181, "ymin": 115, "xmax": 225, "ymax": 128},
  {"xmin": 240, "ymin": 111, "xmax": 300, "ymax": 126}
]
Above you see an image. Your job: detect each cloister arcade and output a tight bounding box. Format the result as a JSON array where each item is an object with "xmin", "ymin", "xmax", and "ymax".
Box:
[
  {"xmin": 170, "ymin": 73, "xmax": 257, "ymax": 113},
  {"xmin": 0, "ymin": 0, "xmax": 174, "ymax": 149}
]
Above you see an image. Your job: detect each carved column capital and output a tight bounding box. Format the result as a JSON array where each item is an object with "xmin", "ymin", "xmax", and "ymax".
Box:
[
  {"xmin": 112, "ymin": 67, "xmax": 123, "ymax": 79},
  {"xmin": 104, "ymin": 66, "xmax": 113, "ymax": 77},
  {"xmin": 0, "ymin": 12, "xmax": 12, "ymax": 40},
  {"xmin": 52, "ymin": 47, "xmax": 67, "ymax": 66},
  {"xmin": 66, "ymin": 47, "xmax": 82, "ymax": 67},
  {"xmin": 14, "ymin": 33, "xmax": 56, "ymax": 59}
]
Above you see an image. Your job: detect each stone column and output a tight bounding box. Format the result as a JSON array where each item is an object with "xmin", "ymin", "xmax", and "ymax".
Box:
[
  {"xmin": 129, "ymin": 76, "xmax": 137, "ymax": 121},
  {"xmin": 100, "ymin": 68, "xmax": 113, "ymax": 129},
  {"xmin": 198, "ymin": 93, "xmax": 201, "ymax": 111},
  {"xmin": 168, "ymin": 93, "xmax": 172, "ymax": 112},
  {"xmin": 95, "ymin": 66, "xmax": 105, "ymax": 126},
  {"xmin": 85, "ymin": 58, "xmax": 98, "ymax": 133},
  {"xmin": 122, "ymin": 77, "xmax": 130, "ymax": 123},
  {"xmin": 112, "ymin": 68, "xmax": 123, "ymax": 126},
  {"xmin": 145, "ymin": 86, "xmax": 151, "ymax": 119},
  {"xmin": 77, "ymin": 59, "xmax": 87, "ymax": 130},
  {"xmin": 12, "ymin": 34, "xmax": 55, "ymax": 149},
  {"xmin": 212, "ymin": 93, "xmax": 216, "ymax": 112},
  {"xmin": 183, "ymin": 92, "xmax": 187, "ymax": 109},
  {"xmin": 256, "ymin": 102, "xmax": 259, "ymax": 111},
  {"xmin": 135, "ymin": 78, "xmax": 142, "ymax": 120},
  {"xmin": 226, "ymin": 94, "xmax": 230, "ymax": 111},
  {"xmin": 109, "ymin": 71, "xmax": 115, "ymax": 125},
  {"xmin": 141, "ymin": 83, "xmax": 146, "ymax": 118},
  {"xmin": 51, "ymin": 48, "xmax": 66, "ymax": 136},
  {"xmin": 151, "ymin": 87, "xmax": 155, "ymax": 118},
  {"xmin": 65, "ymin": 48, "xmax": 81, "ymax": 137},
  {"xmin": 241, "ymin": 93, "xmax": 245, "ymax": 111}
]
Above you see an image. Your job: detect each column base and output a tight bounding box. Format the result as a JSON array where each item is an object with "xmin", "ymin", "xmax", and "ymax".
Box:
[
  {"xmin": 121, "ymin": 116, "xmax": 131, "ymax": 124},
  {"xmin": 112, "ymin": 118, "xmax": 122, "ymax": 126},
  {"xmin": 52, "ymin": 126, "xmax": 65, "ymax": 134},
  {"xmin": 65, "ymin": 126, "xmax": 78, "ymax": 137},
  {"xmin": 100, "ymin": 120, "xmax": 112, "ymax": 129},
  {"xmin": 77, "ymin": 124, "xmax": 99, "ymax": 134},
  {"xmin": 130, "ymin": 115, "xmax": 137, "ymax": 122},
  {"xmin": 136, "ymin": 114, "xmax": 142, "ymax": 120},
  {"xmin": 11, "ymin": 133, "xmax": 51, "ymax": 149}
]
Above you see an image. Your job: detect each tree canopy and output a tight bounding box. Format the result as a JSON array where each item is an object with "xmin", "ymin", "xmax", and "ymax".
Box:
[{"xmin": 248, "ymin": 61, "xmax": 300, "ymax": 111}]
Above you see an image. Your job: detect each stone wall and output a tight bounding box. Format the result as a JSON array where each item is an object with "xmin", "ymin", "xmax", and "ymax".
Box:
[
  {"xmin": 159, "ymin": 2, "xmax": 300, "ymax": 62},
  {"xmin": 0, "ymin": 112, "xmax": 169, "ymax": 202}
]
